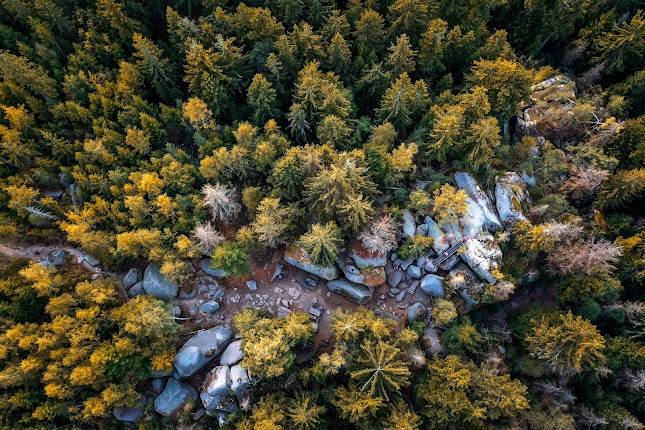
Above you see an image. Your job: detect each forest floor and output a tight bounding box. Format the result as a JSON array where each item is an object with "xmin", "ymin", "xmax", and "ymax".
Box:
[{"xmin": 177, "ymin": 249, "xmax": 433, "ymax": 348}]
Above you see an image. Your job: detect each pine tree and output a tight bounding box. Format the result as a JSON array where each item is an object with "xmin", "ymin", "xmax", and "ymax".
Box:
[
  {"xmin": 354, "ymin": 9, "xmax": 385, "ymax": 57},
  {"xmin": 387, "ymin": 0, "xmax": 435, "ymax": 41},
  {"xmin": 417, "ymin": 355, "xmax": 528, "ymax": 427},
  {"xmin": 132, "ymin": 33, "xmax": 173, "ymax": 95},
  {"xmin": 326, "ymin": 32, "xmax": 352, "ymax": 74},
  {"xmin": 286, "ymin": 392, "xmax": 325, "ymax": 430},
  {"xmin": 252, "ymin": 197, "xmax": 292, "ymax": 248},
  {"xmin": 467, "ymin": 58, "xmax": 532, "ymax": 122},
  {"xmin": 386, "ymin": 34, "xmax": 417, "ymax": 77},
  {"xmin": 298, "ymin": 222, "xmax": 343, "ymax": 266},
  {"xmin": 377, "ymin": 72, "xmax": 428, "ymax": 131},
  {"xmin": 247, "ymin": 73, "xmax": 277, "ymax": 125},
  {"xmin": 525, "ymin": 311, "xmax": 606, "ymax": 373},
  {"xmin": 418, "ymin": 19, "xmax": 448, "ymax": 79},
  {"xmin": 350, "ymin": 338, "xmax": 410, "ymax": 400}
]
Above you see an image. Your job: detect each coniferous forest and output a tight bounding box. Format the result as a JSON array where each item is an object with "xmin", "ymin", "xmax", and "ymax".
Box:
[{"xmin": 0, "ymin": 0, "xmax": 644, "ymax": 429}]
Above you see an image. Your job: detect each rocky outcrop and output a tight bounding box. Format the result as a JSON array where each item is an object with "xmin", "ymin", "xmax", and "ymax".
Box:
[
  {"xmin": 420, "ymin": 274, "xmax": 444, "ymax": 298},
  {"xmin": 200, "ymin": 366, "xmax": 234, "ymax": 411},
  {"xmin": 326, "ymin": 279, "xmax": 373, "ymax": 304},
  {"xmin": 113, "ymin": 397, "xmax": 146, "ymax": 422},
  {"xmin": 174, "ymin": 325, "xmax": 234, "ymax": 378},
  {"xmin": 349, "ymin": 240, "xmax": 387, "ymax": 268},
  {"xmin": 460, "ymin": 235, "xmax": 502, "ymax": 284},
  {"xmin": 495, "ymin": 172, "xmax": 530, "ymax": 226},
  {"xmin": 122, "ymin": 268, "xmax": 140, "ymax": 289},
  {"xmin": 284, "ymin": 244, "xmax": 339, "ymax": 281},
  {"xmin": 154, "ymin": 377, "xmax": 198, "ymax": 417},
  {"xmin": 230, "ymin": 364, "xmax": 251, "ymax": 399},
  {"xmin": 200, "ymin": 363, "xmax": 251, "ymax": 420},
  {"xmin": 515, "ymin": 74, "xmax": 576, "ymax": 139},
  {"xmin": 402, "ymin": 209, "xmax": 416, "ymax": 237},
  {"xmin": 219, "ymin": 340, "xmax": 244, "ymax": 366},
  {"xmin": 454, "ymin": 172, "xmax": 502, "ymax": 233},
  {"xmin": 338, "ymin": 257, "xmax": 386, "ymax": 287},
  {"xmin": 424, "ymin": 216, "xmax": 450, "ymax": 255},
  {"xmin": 200, "ymin": 300, "xmax": 221, "ymax": 315},
  {"xmin": 143, "ymin": 263, "xmax": 179, "ymax": 299},
  {"xmin": 407, "ymin": 302, "xmax": 427, "ymax": 323}
]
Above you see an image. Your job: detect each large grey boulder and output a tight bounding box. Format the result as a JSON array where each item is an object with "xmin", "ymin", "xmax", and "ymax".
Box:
[
  {"xmin": 338, "ymin": 258, "xmax": 386, "ymax": 287},
  {"xmin": 230, "ymin": 364, "xmax": 251, "ymax": 399},
  {"xmin": 200, "ymin": 300, "xmax": 221, "ymax": 315},
  {"xmin": 459, "ymin": 196, "xmax": 488, "ymax": 239},
  {"xmin": 199, "ymin": 259, "xmax": 229, "ymax": 278},
  {"xmin": 113, "ymin": 397, "xmax": 146, "ymax": 422},
  {"xmin": 402, "ymin": 209, "xmax": 416, "ymax": 237},
  {"xmin": 447, "ymin": 263, "xmax": 483, "ymax": 292},
  {"xmin": 284, "ymin": 245, "xmax": 339, "ymax": 281},
  {"xmin": 143, "ymin": 264, "xmax": 179, "ymax": 299},
  {"xmin": 174, "ymin": 325, "xmax": 234, "ymax": 378},
  {"xmin": 122, "ymin": 268, "xmax": 140, "ymax": 289},
  {"xmin": 128, "ymin": 281, "xmax": 144, "ymax": 297},
  {"xmin": 454, "ymin": 172, "xmax": 502, "ymax": 232},
  {"xmin": 387, "ymin": 270, "xmax": 403, "ymax": 288},
  {"xmin": 154, "ymin": 378, "xmax": 198, "ymax": 417},
  {"xmin": 200, "ymin": 365, "xmax": 232, "ymax": 410},
  {"xmin": 348, "ymin": 240, "xmax": 387, "ymax": 268},
  {"xmin": 425, "ymin": 216, "xmax": 450, "ymax": 255},
  {"xmin": 327, "ymin": 279, "xmax": 373, "ymax": 305},
  {"xmin": 406, "ymin": 265, "xmax": 422, "ymax": 279},
  {"xmin": 422, "ymin": 327, "xmax": 445, "ymax": 355},
  {"xmin": 420, "ymin": 274, "xmax": 445, "ymax": 298},
  {"xmin": 460, "ymin": 235, "xmax": 502, "ymax": 284},
  {"xmin": 219, "ymin": 340, "xmax": 244, "ymax": 366},
  {"xmin": 407, "ymin": 302, "xmax": 427, "ymax": 324},
  {"xmin": 442, "ymin": 221, "xmax": 464, "ymax": 245},
  {"xmin": 495, "ymin": 172, "xmax": 530, "ymax": 226}
]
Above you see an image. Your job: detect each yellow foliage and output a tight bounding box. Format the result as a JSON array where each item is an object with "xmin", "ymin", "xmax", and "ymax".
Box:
[
  {"xmin": 44, "ymin": 383, "xmax": 72, "ymax": 400},
  {"xmin": 234, "ymin": 310, "xmax": 314, "ymax": 378},
  {"xmin": 125, "ymin": 127, "xmax": 150, "ymax": 154},
  {"xmin": 200, "ymin": 147, "xmax": 229, "ymax": 179},
  {"xmin": 183, "ymin": 96, "xmax": 214, "ymax": 129},
  {"xmin": 4, "ymin": 185, "xmax": 39, "ymax": 213},
  {"xmin": 526, "ymin": 311, "xmax": 606, "ymax": 372},
  {"xmin": 332, "ymin": 386, "xmax": 384, "ymax": 423},
  {"xmin": 19, "ymin": 357, "xmax": 42, "ymax": 373},
  {"xmin": 2, "ymin": 104, "xmax": 32, "ymax": 130},
  {"xmin": 174, "ymin": 234, "xmax": 197, "ymax": 258},
  {"xmin": 134, "ymin": 172, "xmax": 164, "ymax": 196},
  {"xmin": 432, "ymin": 184, "xmax": 468, "ymax": 225},
  {"xmin": 19, "ymin": 262, "xmax": 59, "ymax": 297},
  {"xmin": 388, "ymin": 142, "xmax": 418, "ymax": 173},
  {"xmin": 160, "ymin": 258, "xmax": 188, "ymax": 282},
  {"xmin": 69, "ymin": 365, "xmax": 95, "ymax": 386},
  {"xmin": 151, "ymin": 349, "xmax": 175, "ymax": 372},
  {"xmin": 116, "ymin": 228, "xmax": 162, "ymax": 258},
  {"xmin": 234, "ymin": 121, "xmax": 258, "ymax": 147},
  {"xmin": 432, "ymin": 299, "xmax": 458, "ymax": 326},
  {"xmin": 155, "ymin": 194, "xmax": 176, "ymax": 218}
]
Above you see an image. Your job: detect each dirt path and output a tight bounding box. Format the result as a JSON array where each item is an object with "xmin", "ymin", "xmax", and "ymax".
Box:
[{"xmin": 176, "ymin": 251, "xmax": 433, "ymax": 346}]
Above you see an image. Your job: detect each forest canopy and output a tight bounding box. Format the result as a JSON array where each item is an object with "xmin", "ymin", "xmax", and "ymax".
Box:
[{"xmin": 0, "ymin": 0, "xmax": 643, "ymax": 429}]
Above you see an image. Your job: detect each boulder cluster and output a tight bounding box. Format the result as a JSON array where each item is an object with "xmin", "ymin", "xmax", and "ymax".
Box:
[
  {"xmin": 114, "ymin": 325, "xmax": 251, "ymax": 424},
  {"xmin": 285, "ymin": 171, "xmax": 530, "ymax": 312}
]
